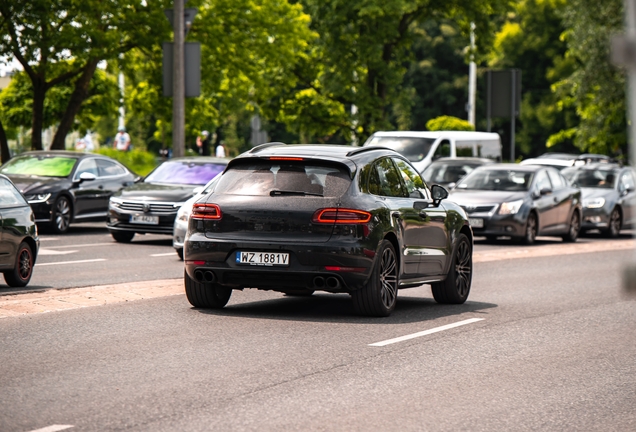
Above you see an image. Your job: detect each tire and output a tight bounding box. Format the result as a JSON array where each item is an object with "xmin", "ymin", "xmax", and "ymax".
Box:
[
  {"xmin": 352, "ymin": 239, "xmax": 398, "ymax": 317},
  {"xmin": 4, "ymin": 242, "xmax": 34, "ymax": 287},
  {"xmin": 50, "ymin": 196, "xmax": 72, "ymax": 234},
  {"xmin": 520, "ymin": 212, "xmax": 537, "ymax": 245},
  {"xmin": 603, "ymin": 208, "xmax": 621, "ymax": 238},
  {"xmin": 184, "ymin": 270, "xmax": 232, "ymax": 308},
  {"xmin": 176, "ymin": 248, "xmax": 184, "ymax": 260},
  {"xmin": 562, "ymin": 210, "xmax": 581, "ymax": 242},
  {"xmin": 431, "ymin": 233, "xmax": 472, "ymax": 304},
  {"xmin": 111, "ymin": 231, "xmax": 135, "ymax": 243}
]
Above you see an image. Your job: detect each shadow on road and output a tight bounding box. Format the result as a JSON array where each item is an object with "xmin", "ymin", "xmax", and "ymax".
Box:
[{"xmin": 194, "ymin": 292, "xmax": 497, "ymax": 325}]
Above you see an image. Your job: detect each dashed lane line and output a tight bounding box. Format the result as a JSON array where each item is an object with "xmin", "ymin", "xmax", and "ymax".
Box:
[
  {"xmin": 27, "ymin": 425, "xmax": 73, "ymax": 432},
  {"xmin": 369, "ymin": 318, "xmax": 485, "ymax": 347},
  {"xmin": 35, "ymin": 259, "xmax": 107, "ymax": 267}
]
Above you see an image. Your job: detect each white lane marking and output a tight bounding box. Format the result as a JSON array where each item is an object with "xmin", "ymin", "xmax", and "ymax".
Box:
[
  {"xmin": 28, "ymin": 425, "xmax": 74, "ymax": 432},
  {"xmin": 369, "ymin": 318, "xmax": 485, "ymax": 347},
  {"xmin": 35, "ymin": 259, "xmax": 106, "ymax": 267},
  {"xmin": 150, "ymin": 252, "xmax": 178, "ymax": 257},
  {"xmin": 38, "ymin": 249, "xmax": 78, "ymax": 256}
]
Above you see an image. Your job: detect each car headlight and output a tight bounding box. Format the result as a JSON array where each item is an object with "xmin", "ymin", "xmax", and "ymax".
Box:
[
  {"xmin": 24, "ymin": 193, "xmax": 51, "ymax": 203},
  {"xmin": 583, "ymin": 197, "xmax": 605, "ymax": 208},
  {"xmin": 498, "ymin": 199, "xmax": 524, "ymax": 215},
  {"xmin": 109, "ymin": 197, "xmax": 123, "ymax": 208}
]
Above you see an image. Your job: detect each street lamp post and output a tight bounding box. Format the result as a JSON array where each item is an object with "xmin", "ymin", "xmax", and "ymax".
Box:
[{"xmin": 172, "ymin": 0, "xmax": 185, "ymax": 158}]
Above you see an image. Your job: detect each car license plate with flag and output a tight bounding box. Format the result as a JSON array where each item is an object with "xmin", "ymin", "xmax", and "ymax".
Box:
[
  {"xmin": 131, "ymin": 214, "xmax": 159, "ymax": 225},
  {"xmin": 236, "ymin": 251, "xmax": 289, "ymax": 266},
  {"xmin": 469, "ymin": 218, "xmax": 483, "ymax": 228}
]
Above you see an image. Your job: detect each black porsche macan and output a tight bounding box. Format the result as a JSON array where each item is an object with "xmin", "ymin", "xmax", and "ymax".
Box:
[{"xmin": 184, "ymin": 143, "xmax": 474, "ymax": 317}]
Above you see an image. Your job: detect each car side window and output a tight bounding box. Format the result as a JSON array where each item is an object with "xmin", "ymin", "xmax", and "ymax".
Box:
[
  {"xmin": 368, "ymin": 158, "xmax": 408, "ymax": 198},
  {"xmin": 74, "ymin": 158, "xmax": 99, "ymax": 179},
  {"xmin": 433, "ymin": 140, "xmax": 451, "ymax": 160},
  {"xmin": 392, "ymin": 157, "xmax": 426, "ymax": 198},
  {"xmin": 97, "ymin": 159, "xmax": 126, "ymax": 177},
  {"xmin": 534, "ymin": 169, "xmax": 552, "ymax": 192},
  {"xmin": 0, "ymin": 178, "xmax": 28, "ymax": 207},
  {"xmin": 547, "ymin": 169, "xmax": 565, "ymax": 189}
]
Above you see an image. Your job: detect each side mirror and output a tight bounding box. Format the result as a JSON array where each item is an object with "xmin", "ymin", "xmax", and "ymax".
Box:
[
  {"xmin": 431, "ymin": 184, "xmax": 449, "ymax": 205},
  {"xmin": 76, "ymin": 172, "xmax": 96, "ymax": 184},
  {"xmin": 540, "ymin": 187, "xmax": 552, "ymax": 196},
  {"xmin": 447, "ymin": 182, "xmax": 457, "ymax": 190},
  {"xmin": 134, "ymin": 175, "xmax": 143, "ymax": 183}
]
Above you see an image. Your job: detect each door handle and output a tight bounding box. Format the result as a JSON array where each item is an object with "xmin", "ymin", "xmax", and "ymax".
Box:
[
  {"xmin": 553, "ymin": 197, "xmax": 558, "ymax": 203},
  {"xmin": 98, "ymin": 185, "xmax": 104, "ymax": 190}
]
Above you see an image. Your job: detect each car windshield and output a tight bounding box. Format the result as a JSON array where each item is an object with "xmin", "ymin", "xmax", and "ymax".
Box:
[
  {"xmin": 562, "ymin": 168, "xmax": 616, "ymax": 189},
  {"xmin": 457, "ymin": 169, "xmax": 533, "ymax": 191},
  {"xmin": 215, "ymin": 160, "xmax": 351, "ymax": 197},
  {"xmin": 422, "ymin": 162, "xmax": 483, "ymax": 185},
  {"xmin": 144, "ymin": 161, "xmax": 226, "ymax": 185},
  {"xmin": 365, "ymin": 137, "xmax": 436, "ymax": 162},
  {"xmin": 0, "ymin": 155, "xmax": 77, "ymax": 178}
]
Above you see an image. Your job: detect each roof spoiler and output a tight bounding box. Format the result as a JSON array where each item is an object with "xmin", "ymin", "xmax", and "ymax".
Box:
[
  {"xmin": 249, "ymin": 142, "xmax": 287, "ymax": 154},
  {"xmin": 346, "ymin": 146, "xmax": 395, "ymax": 157}
]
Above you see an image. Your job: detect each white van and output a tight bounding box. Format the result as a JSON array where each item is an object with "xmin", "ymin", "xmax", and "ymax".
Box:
[{"xmin": 363, "ymin": 130, "xmax": 502, "ymax": 173}]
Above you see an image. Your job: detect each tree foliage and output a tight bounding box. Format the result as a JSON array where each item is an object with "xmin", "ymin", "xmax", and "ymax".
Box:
[{"xmin": 426, "ymin": 116, "xmax": 475, "ymax": 131}]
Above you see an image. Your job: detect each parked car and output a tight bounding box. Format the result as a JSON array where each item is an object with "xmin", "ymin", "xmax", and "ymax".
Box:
[
  {"xmin": 173, "ymin": 173, "xmax": 223, "ymax": 260},
  {"xmin": 520, "ymin": 152, "xmax": 613, "ymax": 171},
  {"xmin": 421, "ymin": 157, "xmax": 494, "ymax": 189},
  {"xmin": 108, "ymin": 157, "xmax": 228, "ymax": 243},
  {"xmin": 363, "ymin": 130, "xmax": 502, "ymax": 173},
  {"xmin": 0, "ymin": 174, "xmax": 39, "ymax": 287},
  {"xmin": 0, "ymin": 151, "xmax": 139, "ymax": 233},
  {"xmin": 449, "ymin": 164, "xmax": 582, "ymax": 244},
  {"xmin": 183, "ymin": 143, "xmax": 474, "ymax": 317},
  {"xmin": 561, "ymin": 163, "xmax": 636, "ymax": 237}
]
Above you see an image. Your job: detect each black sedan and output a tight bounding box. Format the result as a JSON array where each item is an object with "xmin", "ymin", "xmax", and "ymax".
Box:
[
  {"xmin": 449, "ymin": 164, "xmax": 582, "ymax": 244},
  {"xmin": 0, "ymin": 151, "xmax": 138, "ymax": 233},
  {"xmin": 422, "ymin": 157, "xmax": 494, "ymax": 189},
  {"xmin": 0, "ymin": 174, "xmax": 39, "ymax": 287},
  {"xmin": 107, "ymin": 157, "xmax": 228, "ymax": 243},
  {"xmin": 561, "ymin": 164, "xmax": 636, "ymax": 237},
  {"xmin": 184, "ymin": 143, "xmax": 473, "ymax": 317}
]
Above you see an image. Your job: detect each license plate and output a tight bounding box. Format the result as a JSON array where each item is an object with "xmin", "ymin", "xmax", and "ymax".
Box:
[
  {"xmin": 469, "ymin": 218, "xmax": 484, "ymax": 228},
  {"xmin": 130, "ymin": 214, "xmax": 159, "ymax": 225},
  {"xmin": 236, "ymin": 251, "xmax": 290, "ymax": 266}
]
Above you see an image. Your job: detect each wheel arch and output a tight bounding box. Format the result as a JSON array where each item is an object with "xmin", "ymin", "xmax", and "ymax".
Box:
[
  {"xmin": 21, "ymin": 236, "xmax": 38, "ymax": 262},
  {"xmin": 383, "ymin": 231, "xmax": 401, "ymax": 274}
]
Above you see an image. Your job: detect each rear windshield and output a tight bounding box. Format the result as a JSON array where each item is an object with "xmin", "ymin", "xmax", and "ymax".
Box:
[
  {"xmin": 364, "ymin": 137, "xmax": 435, "ymax": 162},
  {"xmin": 562, "ymin": 168, "xmax": 617, "ymax": 189},
  {"xmin": 0, "ymin": 155, "xmax": 77, "ymax": 178},
  {"xmin": 215, "ymin": 160, "xmax": 351, "ymax": 197},
  {"xmin": 144, "ymin": 161, "xmax": 226, "ymax": 185},
  {"xmin": 457, "ymin": 169, "xmax": 534, "ymax": 191}
]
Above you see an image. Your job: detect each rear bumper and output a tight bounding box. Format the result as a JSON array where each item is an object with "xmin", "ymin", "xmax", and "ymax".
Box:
[{"xmin": 184, "ymin": 233, "xmax": 375, "ymax": 292}]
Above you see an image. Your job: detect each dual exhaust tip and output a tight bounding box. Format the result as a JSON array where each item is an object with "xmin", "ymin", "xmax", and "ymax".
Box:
[
  {"xmin": 313, "ymin": 276, "xmax": 340, "ymax": 289},
  {"xmin": 194, "ymin": 269, "xmax": 216, "ymax": 284}
]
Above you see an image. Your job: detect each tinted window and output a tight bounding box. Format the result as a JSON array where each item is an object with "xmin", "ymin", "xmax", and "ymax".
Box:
[
  {"xmin": 215, "ymin": 161, "xmax": 350, "ymax": 197},
  {"xmin": 97, "ymin": 159, "xmax": 127, "ymax": 177},
  {"xmin": 393, "ymin": 158, "xmax": 425, "ymax": 198},
  {"xmin": 422, "ymin": 162, "xmax": 482, "ymax": 185},
  {"xmin": 0, "ymin": 155, "xmax": 77, "ymax": 178},
  {"xmin": 547, "ymin": 169, "xmax": 566, "ymax": 189},
  {"xmin": 369, "ymin": 158, "xmax": 407, "ymax": 197},
  {"xmin": 74, "ymin": 158, "xmax": 99, "ymax": 178},
  {"xmin": 619, "ymin": 170, "xmax": 635, "ymax": 192},
  {"xmin": 534, "ymin": 170, "xmax": 552, "ymax": 191},
  {"xmin": 145, "ymin": 161, "xmax": 226, "ymax": 185},
  {"xmin": 562, "ymin": 168, "xmax": 617, "ymax": 189},
  {"xmin": 457, "ymin": 169, "xmax": 534, "ymax": 191},
  {"xmin": 365, "ymin": 137, "xmax": 435, "ymax": 162},
  {"xmin": 0, "ymin": 178, "xmax": 28, "ymax": 207},
  {"xmin": 433, "ymin": 140, "xmax": 451, "ymax": 159}
]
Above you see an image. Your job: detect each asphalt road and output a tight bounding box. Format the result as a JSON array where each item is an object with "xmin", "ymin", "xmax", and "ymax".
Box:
[{"xmin": 0, "ymin": 226, "xmax": 634, "ymax": 431}]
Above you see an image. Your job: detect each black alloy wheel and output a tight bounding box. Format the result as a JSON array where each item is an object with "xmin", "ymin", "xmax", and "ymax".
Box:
[
  {"xmin": 184, "ymin": 270, "xmax": 232, "ymax": 308},
  {"xmin": 522, "ymin": 212, "xmax": 537, "ymax": 245},
  {"xmin": 4, "ymin": 242, "xmax": 34, "ymax": 287},
  {"xmin": 604, "ymin": 208, "xmax": 621, "ymax": 238},
  {"xmin": 51, "ymin": 196, "xmax": 72, "ymax": 234},
  {"xmin": 562, "ymin": 210, "xmax": 580, "ymax": 242},
  {"xmin": 111, "ymin": 231, "xmax": 135, "ymax": 243},
  {"xmin": 432, "ymin": 233, "xmax": 472, "ymax": 304},
  {"xmin": 352, "ymin": 239, "xmax": 398, "ymax": 317}
]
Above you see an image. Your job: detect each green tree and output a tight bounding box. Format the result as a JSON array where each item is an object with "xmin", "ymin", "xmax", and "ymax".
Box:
[
  {"xmin": 0, "ymin": 0, "xmax": 169, "ymax": 152},
  {"xmin": 427, "ymin": 115, "xmax": 474, "ymax": 131},
  {"xmin": 554, "ymin": 0, "xmax": 626, "ymax": 159}
]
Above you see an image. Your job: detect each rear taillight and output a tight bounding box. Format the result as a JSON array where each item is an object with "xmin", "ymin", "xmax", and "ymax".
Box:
[
  {"xmin": 191, "ymin": 203, "xmax": 222, "ymax": 220},
  {"xmin": 312, "ymin": 208, "xmax": 372, "ymax": 224}
]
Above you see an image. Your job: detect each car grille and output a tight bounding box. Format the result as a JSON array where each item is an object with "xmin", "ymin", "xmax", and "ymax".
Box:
[
  {"xmin": 117, "ymin": 201, "xmax": 178, "ymax": 214},
  {"xmin": 461, "ymin": 205, "xmax": 497, "ymax": 214}
]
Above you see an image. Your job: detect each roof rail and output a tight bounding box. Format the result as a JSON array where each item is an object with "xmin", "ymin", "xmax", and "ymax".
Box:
[
  {"xmin": 249, "ymin": 142, "xmax": 286, "ymax": 154},
  {"xmin": 346, "ymin": 146, "xmax": 395, "ymax": 157}
]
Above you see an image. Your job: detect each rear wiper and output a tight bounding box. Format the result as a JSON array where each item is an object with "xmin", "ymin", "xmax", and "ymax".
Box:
[{"xmin": 269, "ymin": 189, "xmax": 323, "ymax": 197}]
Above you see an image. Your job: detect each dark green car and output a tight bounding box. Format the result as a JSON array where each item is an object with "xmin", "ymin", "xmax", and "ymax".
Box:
[{"xmin": 0, "ymin": 174, "xmax": 39, "ymax": 287}]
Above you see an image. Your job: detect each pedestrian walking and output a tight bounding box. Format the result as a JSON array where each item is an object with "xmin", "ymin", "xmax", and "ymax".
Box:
[
  {"xmin": 115, "ymin": 127, "xmax": 131, "ymax": 151},
  {"xmin": 196, "ymin": 130, "xmax": 211, "ymax": 156},
  {"xmin": 215, "ymin": 140, "xmax": 226, "ymax": 158}
]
